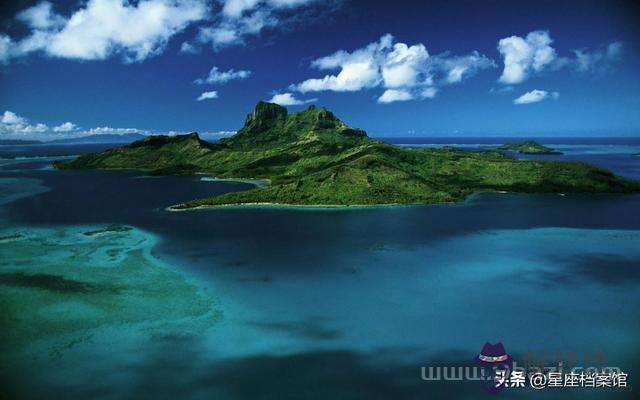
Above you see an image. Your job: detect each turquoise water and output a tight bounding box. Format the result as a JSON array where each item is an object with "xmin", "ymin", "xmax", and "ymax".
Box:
[{"xmin": 1, "ymin": 140, "xmax": 639, "ymax": 399}]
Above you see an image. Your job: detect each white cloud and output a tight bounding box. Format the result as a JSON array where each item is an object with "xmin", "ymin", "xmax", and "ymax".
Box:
[
  {"xmin": 381, "ymin": 41, "xmax": 429, "ymax": 88},
  {"xmin": 0, "ymin": 110, "xmax": 147, "ymax": 140},
  {"xmin": 53, "ymin": 122, "xmax": 78, "ymax": 132},
  {"xmin": 178, "ymin": 41, "xmax": 198, "ymax": 54},
  {"xmin": 222, "ymin": 0, "xmax": 262, "ymax": 18},
  {"xmin": 183, "ymin": 0, "xmax": 324, "ymax": 51},
  {"xmin": 0, "ymin": 110, "xmax": 223, "ymax": 141},
  {"xmin": 268, "ymin": 92, "xmax": 316, "ymax": 106},
  {"xmin": 2, "ymin": 0, "xmax": 209, "ymax": 63},
  {"xmin": 0, "ymin": 110, "xmax": 49, "ymax": 137},
  {"xmin": 192, "ymin": 26, "xmax": 241, "ymax": 49},
  {"xmin": 84, "ymin": 126, "xmax": 148, "ymax": 135},
  {"xmin": 574, "ymin": 41, "xmax": 623, "ymax": 74},
  {"xmin": 498, "ymin": 30, "xmax": 559, "ymax": 84},
  {"xmin": 292, "ymin": 34, "xmax": 392, "ymax": 93},
  {"xmin": 2, "ymin": 111, "xmax": 27, "ymax": 125},
  {"xmin": 195, "ymin": 66, "xmax": 252, "ymax": 85},
  {"xmin": 199, "ymin": 130, "xmax": 237, "ymax": 140},
  {"xmin": 14, "ymin": 123, "xmax": 49, "ymax": 133},
  {"xmin": 221, "ymin": 0, "xmax": 312, "ymax": 18},
  {"xmin": 433, "ymin": 52, "xmax": 496, "ymax": 83},
  {"xmin": 0, "ymin": 0, "xmax": 334, "ymax": 62},
  {"xmin": 0, "ymin": 35, "xmax": 12, "ymax": 64},
  {"xmin": 290, "ymin": 34, "xmax": 494, "ymax": 103},
  {"xmin": 16, "ymin": 2, "xmax": 65, "ymax": 30},
  {"xmin": 51, "ymin": 0, "xmax": 207, "ymax": 61},
  {"xmin": 421, "ymin": 87, "xmax": 438, "ymax": 98},
  {"xmin": 0, "ymin": 111, "xmax": 163, "ymax": 141},
  {"xmin": 196, "ymin": 91, "xmax": 219, "ymax": 101},
  {"xmin": 377, "ymin": 89, "xmax": 414, "ymax": 104},
  {"xmin": 513, "ymin": 89, "xmax": 559, "ymax": 105},
  {"xmin": 496, "ymin": 31, "xmax": 624, "ymax": 84},
  {"xmin": 295, "ymin": 61, "xmax": 382, "ymax": 93}
]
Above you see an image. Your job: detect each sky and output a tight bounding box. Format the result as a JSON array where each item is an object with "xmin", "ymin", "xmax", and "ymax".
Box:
[{"xmin": 0, "ymin": 0, "xmax": 639, "ymax": 140}]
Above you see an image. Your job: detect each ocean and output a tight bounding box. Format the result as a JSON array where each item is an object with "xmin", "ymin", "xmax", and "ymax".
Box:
[{"xmin": 1, "ymin": 138, "xmax": 639, "ymax": 399}]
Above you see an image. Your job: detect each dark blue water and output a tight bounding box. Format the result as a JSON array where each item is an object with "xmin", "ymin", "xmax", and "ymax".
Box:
[
  {"xmin": 380, "ymin": 136, "xmax": 640, "ymax": 145},
  {"xmin": 1, "ymin": 139, "xmax": 639, "ymax": 399},
  {"xmin": 0, "ymin": 143, "xmax": 127, "ymax": 158}
]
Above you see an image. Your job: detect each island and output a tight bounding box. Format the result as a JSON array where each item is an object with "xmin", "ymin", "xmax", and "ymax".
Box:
[
  {"xmin": 496, "ymin": 140, "xmax": 563, "ymax": 155},
  {"xmin": 54, "ymin": 102, "xmax": 639, "ymax": 209},
  {"xmin": 0, "ymin": 139, "xmax": 43, "ymax": 145}
]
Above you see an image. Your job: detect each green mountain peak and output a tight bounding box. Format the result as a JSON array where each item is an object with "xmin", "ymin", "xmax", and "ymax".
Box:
[
  {"xmin": 223, "ymin": 102, "xmax": 368, "ymax": 149},
  {"xmin": 243, "ymin": 101, "xmax": 288, "ymax": 127},
  {"xmin": 127, "ymin": 131, "xmax": 203, "ymax": 148}
]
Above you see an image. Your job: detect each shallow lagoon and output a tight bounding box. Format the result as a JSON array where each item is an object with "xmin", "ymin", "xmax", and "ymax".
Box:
[{"xmin": 1, "ymin": 141, "xmax": 639, "ymax": 399}]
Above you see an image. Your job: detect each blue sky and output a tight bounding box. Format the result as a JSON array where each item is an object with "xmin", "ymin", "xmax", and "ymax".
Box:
[{"xmin": 1, "ymin": 0, "xmax": 639, "ymax": 140}]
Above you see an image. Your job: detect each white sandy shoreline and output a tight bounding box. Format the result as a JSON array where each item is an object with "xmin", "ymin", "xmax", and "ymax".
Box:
[{"xmin": 165, "ymin": 201, "xmax": 450, "ymax": 212}]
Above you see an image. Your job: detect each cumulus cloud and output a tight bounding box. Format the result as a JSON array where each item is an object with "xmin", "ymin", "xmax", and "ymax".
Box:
[
  {"xmin": 0, "ymin": 110, "xmax": 49, "ymax": 137},
  {"xmin": 1, "ymin": 0, "xmax": 335, "ymax": 63},
  {"xmin": 222, "ymin": 0, "xmax": 261, "ymax": 18},
  {"xmin": 220, "ymin": 0, "xmax": 315, "ymax": 19},
  {"xmin": 178, "ymin": 41, "xmax": 198, "ymax": 54},
  {"xmin": 421, "ymin": 87, "xmax": 438, "ymax": 98},
  {"xmin": 290, "ymin": 34, "xmax": 495, "ymax": 103},
  {"xmin": 377, "ymin": 89, "xmax": 414, "ymax": 104},
  {"xmin": 2, "ymin": 111, "xmax": 27, "ymax": 125},
  {"xmin": 0, "ymin": 35, "xmax": 12, "ymax": 64},
  {"xmin": 293, "ymin": 34, "xmax": 402, "ymax": 93},
  {"xmin": 497, "ymin": 30, "xmax": 560, "ymax": 84},
  {"xmin": 83, "ymin": 126, "xmax": 148, "ymax": 135},
  {"xmin": 53, "ymin": 122, "xmax": 78, "ymax": 132},
  {"xmin": 497, "ymin": 30, "xmax": 623, "ymax": 84},
  {"xmin": 195, "ymin": 66, "xmax": 252, "ymax": 85},
  {"xmin": 0, "ymin": 110, "xmax": 204, "ymax": 141},
  {"xmin": 268, "ymin": 92, "xmax": 316, "ymax": 106},
  {"xmin": 196, "ymin": 91, "xmax": 219, "ymax": 101},
  {"xmin": 574, "ymin": 41, "xmax": 623, "ymax": 74},
  {"xmin": 1, "ymin": 0, "xmax": 209, "ymax": 63},
  {"xmin": 16, "ymin": 2, "xmax": 65, "ymax": 31},
  {"xmin": 433, "ymin": 52, "xmax": 496, "ymax": 83},
  {"xmin": 381, "ymin": 40, "xmax": 429, "ymax": 88},
  {"xmin": 513, "ymin": 89, "xmax": 559, "ymax": 105},
  {"xmin": 0, "ymin": 110, "xmax": 149, "ymax": 140},
  {"xmin": 181, "ymin": 0, "xmax": 327, "ymax": 52},
  {"xmin": 199, "ymin": 130, "xmax": 237, "ymax": 140}
]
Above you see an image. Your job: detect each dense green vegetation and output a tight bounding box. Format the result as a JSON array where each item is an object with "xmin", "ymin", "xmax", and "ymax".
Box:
[
  {"xmin": 55, "ymin": 102, "xmax": 639, "ymax": 208},
  {"xmin": 497, "ymin": 140, "xmax": 563, "ymax": 154}
]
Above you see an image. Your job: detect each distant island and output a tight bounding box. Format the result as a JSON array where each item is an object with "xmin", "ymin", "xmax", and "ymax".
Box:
[
  {"xmin": 0, "ymin": 139, "xmax": 43, "ymax": 145},
  {"xmin": 47, "ymin": 133, "xmax": 147, "ymax": 145},
  {"xmin": 0, "ymin": 133, "xmax": 146, "ymax": 146},
  {"xmin": 496, "ymin": 140, "xmax": 563, "ymax": 155},
  {"xmin": 55, "ymin": 102, "xmax": 639, "ymax": 209}
]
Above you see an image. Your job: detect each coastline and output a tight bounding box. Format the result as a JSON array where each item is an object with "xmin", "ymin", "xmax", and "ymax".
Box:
[
  {"xmin": 198, "ymin": 176, "xmax": 271, "ymax": 188},
  {"xmin": 164, "ymin": 190, "xmax": 626, "ymax": 212},
  {"xmin": 164, "ymin": 195, "xmax": 484, "ymax": 212},
  {"xmin": 165, "ymin": 201, "xmax": 419, "ymax": 212}
]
